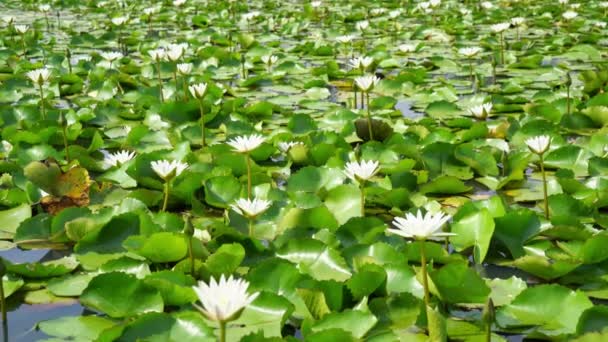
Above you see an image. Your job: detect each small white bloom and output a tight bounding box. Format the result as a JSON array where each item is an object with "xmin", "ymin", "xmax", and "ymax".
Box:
[
  {"xmin": 227, "ymin": 134, "xmax": 265, "ymax": 153},
  {"xmin": 173, "ymin": 0, "xmax": 187, "ymax": 6},
  {"xmin": 356, "ymin": 20, "xmax": 369, "ymax": 32},
  {"xmin": 525, "ymin": 135, "xmax": 551, "ymax": 155},
  {"xmin": 354, "ymin": 75, "xmax": 380, "ymax": 92},
  {"xmin": 100, "ymin": 51, "xmax": 123, "ymax": 62},
  {"xmin": 389, "ymin": 10, "xmax": 401, "ymax": 19},
  {"xmin": 278, "ymin": 141, "xmax": 304, "ymax": 153},
  {"xmin": 491, "ymin": 23, "xmax": 511, "ymax": 33},
  {"xmin": 344, "ymin": 159, "xmax": 380, "ymax": 182},
  {"xmin": 595, "ymin": 21, "xmax": 607, "ymax": 28},
  {"xmin": 261, "ymin": 55, "xmax": 278, "ymax": 66},
  {"xmin": 559, "ymin": 0, "xmax": 569, "ymax": 4},
  {"xmin": 398, "ymin": 44, "xmax": 417, "ymax": 53},
  {"xmin": 458, "ymin": 47, "xmax": 482, "ymax": 58},
  {"xmin": 336, "ymin": 35, "xmax": 354, "ymax": 43},
  {"xmin": 429, "ymin": 0, "xmax": 441, "ymax": 7},
  {"xmin": 111, "ymin": 16, "xmax": 128, "ymax": 26},
  {"xmin": 562, "ymin": 11, "xmax": 578, "ymax": 20},
  {"xmin": 231, "ymin": 197, "xmax": 272, "ymax": 219},
  {"xmin": 165, "ymin": 43, "xmax": 186, "ymax": 62},
  {"xmin": 148, "ymin": 48, "xmax": 166, "ymax": 61},
  {"xmin": 151, "ymin": 160, "xmax": 188, "ymax": 180},
  {"xmin": 511, "ymin": 17, "xmax": 525, "ymax": 26},
  {"xmin": 481, "ymin": 1, "xmax": 493, "ymax": 9},
  {"xmin": 26, "ymin": 68, "xmax": 52, "ymax": 85},
  {"xmin": 2, "ymin": 16, "xmax": 15, "ymax": 25},
  {"xmin": 143, "ymin": 7, "xmax": 158, "ymax": 16},
  {"xmin": 189, "ymin": 82, "xmax": 208, "ymax": 99},
  {"xmin": 14, "ymin": 24, "xmax": 29, "ymax": 34},
  {"xmin": 311, "ymin": 1, "xmax": 322, "ymax": 8},
  {"xmin": 39, "ymin": 4, "xmax": 51, "ymax": 12},
  {"xmin": 388, "ymin": 210, "xmax": 454, "ymax": 240},
  {"xmin": 600, "ymin": 2, "xmax": 608, "ymax": 8},
  {"xmin": 177, "ymin": 63, "xmax": 193, "ymax": 75},
  {"xmin": 469, "ymin": 102, "xmax": 492, "ymax": 119},
  {"xmin": 192, "ymin": 275, "xmax": 259, "ymax": 322},
  {"xmin": 349, "ymin": 56, "xmax": 374, "ymax": 70},
  {"xmin": 105, "ymin": 150, "xmax": 136, "ymax": 167},
  {"xmin": 2, "ymin": 140, "xmax": 13, "ymax": 155}
]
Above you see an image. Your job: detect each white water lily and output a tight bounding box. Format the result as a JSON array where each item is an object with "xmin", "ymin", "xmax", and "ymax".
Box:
[
  {"xmin": 143, "ymin": 7, "xmax": 158, "ymax": 16},
  {"xmin": 100, "ymin": 51, "xmax": 123, "ymax": 62},
  {"xmin": 227, "ymin": 134, "xmax": 265, "ymax": 153},
  {"xmin": 491, "ymin": 23, "xmax": 510, "ymax": 33},
  {"xmin": 26, "ymin": 68, "xmax": 51, "ymax": 85},
  {"xmin": 165, "ymin": 45, "xmax": 184, "ymax": 62},
  {"xmin": 261, "ymin": 55, "xmax": 278, "ymax": 67},
  {"xmin": 105, "ymin": 150, "xmax": 136, "ymax": 167},
  {"xmin": 111, "ymin": 16, "xmax": 128, "ymax": 26},
  {"xmin": 481, "ymin": 1, "xmax": 493, "ymax": 9},
  {"xmin": 354, "ymin": 75, "xmax": 380, "ymax": 92},
  {"xmin": 2, "ymin": 141, "xmax": 13, "ymax": 155},
  {"xmin": 511, "ymin": 17, "xmax": 525, "ymax": 26},
  {"xmin": 173, "ymin": 0, "xmax": 187, "ymax": 6},
  {"xmin": 336, "ymin": 35, "xmax": 354, "ymax": 43},
  {"xmin": 177, "ymin": 63, "xmax": 193, "ymax": 75},
  {"xmin": 344, "ymin": 159, "xmax": 380, "ymax": 182},
  {"xmin": 398, "ymin": 44, "xmax": 417, "ymax": 53},
  {"xmin": 525, "ymin": 135, "xmax": 551, "ymax": 155},
  {"xmin": 595, "ymin": 21, "xmax": 607, "ymax": 28},
  {"xmin": 349, "ymin": 56, "xmax": 374, "ymax": 70},
  {"xmin": 231, "ymin": 197, "xmax": 272, "ymax": 219},
  {"xmin": 562, "ymin": 11, "xmax": 578, "ymax": 20},
  {"xmin": 429, "ymin": 0, "xmax": 441, "ymax": 7},
  {"xmin": 278, "ymin": 141, "xmax": 304, "ymax": 153},
  {"xmin": 356, "ymin": 20, "xmax": 369, "ymax": 32},
  {"xmin": 39, "ymin": 4, "xmax": 51, "ymax": 12},
  {"xmin": 189, "ymin": 82, "xmax": 208, "ymax": 99},
  {"xmin": 559, "ymin": 0, "xmax": 569, "ymax": 4},
  {"xmin": 192, "ymin": 275, "xmax": 259, "ymax": 323},
  {"xmin": 458, "ymin": 47, "xmax": 482, "ymax": 58},
  {"xmin": 389, "ymin": 10, "xmax": 401, "ymax": 19},
  {"xmin": 469, "ymin": 102, "xmax": 492, "ymax": 119},
  {"xmin": 14, "ymin": 24, "xmax": 29, "ymax": 34},
  {"xmin": 3, "ymin": 16, "xmax": 15, "ymax": 25},
  {"xmin": 311, "ymin": 1, "xmax": 322, "ymax": 8},
  {"xmin": 151, "ymin": 160, "xmax": 188, "ymax": 180},
  {"xmin": 148, "ymin": 48, "xmax": 166, "ymax": 61},
  {"xmin": 388, "ymin": 210, "xmax": 454, "ymax": 240}
]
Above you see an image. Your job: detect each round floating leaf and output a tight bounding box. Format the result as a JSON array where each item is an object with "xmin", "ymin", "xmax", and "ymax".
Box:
[
  {"xmin": 0, "ymin": 203, "xmax": 31, "ymax": 235},
  {"xmin": 324, "ymin": 184, "xmax": 361, "ymax": 225},
  {"xmin": 144, "ymin": 271, "xmax": 197, "ymax": 306},
  {"xmin": 203, "ymin": 175, "xmax": 242, "ymax": 208},
  {"xmin": 577, "ymin": 306, "xmax": 608, "ymax": 335},
  {"xmin": 430, "ymin": 262, "xmax": 490, "ymax": 304},
  {"xmin": 114, "ymin": 311, "xmax": 215, "ymax": 342},
  {"xmin": 124, "ymin": 232, "xmax": 188, "ymax": 263},
  {"xmin": 228, "ymin": 292, "xmax": 294, "ymax": 340},
  {"xmin": 201, "ymin": 243, "xmax": 245, "ymax": 278},
  {"xmin": 38, "ymin": 316, "xmax": 115, "ymax": 341},
  {"xmin": 7, "ymin": 256, "xmax": 79, "ymax": 278},
  {"xmin": 494, "ymin": 209, "xmax": 541, "ymax": 259},
  {"xmin": 450, "ymin": 208, "xmax": 495, "ymax": 263},
  {"xmin": 347, "ymin": 263, "xmax": 387, "ymax": 300},
  {"xmin": 48, "ymin": 273, "xmax": 95, "ymax": 297},
  {"xmin": 80, "ymin": 272, "xmax": 164, "ymax": 318},
  {"xmin": 277, "ymin": 238, "xmax": 351, "ymax": 282},
  {"xmin": 310, "ymin": 309, "xmax": 378, "ymax": 339},
  {"xmin": 2, "ymin": 274, "xmax": 24, "ymax": 298},
  {"xmin": 498, "ymin": 284, "xmax": 593, "ymax": 336}
]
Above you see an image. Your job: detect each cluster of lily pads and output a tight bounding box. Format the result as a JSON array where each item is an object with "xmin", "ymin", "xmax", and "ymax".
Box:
[{"xmin": 1, "ymin": 0, "xmax": 608, "ymax": 340}]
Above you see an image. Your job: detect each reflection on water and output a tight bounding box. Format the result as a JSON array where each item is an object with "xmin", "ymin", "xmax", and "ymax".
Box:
[
  {"xmin": 395, "ymin": 100, "xmax": 425, "ymax": 119},
  {"xmin": 3, "ymin": 302, "xmax": 84, "ymax": 341},
  {"xmin": 0, "ymin": 248, "xmax": 69, "ymax": 264}
]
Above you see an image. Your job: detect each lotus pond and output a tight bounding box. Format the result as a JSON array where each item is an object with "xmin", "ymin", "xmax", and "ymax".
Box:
[{"xmin": 1, "ymin": 0, "xmax": 608, "ymax": 341}]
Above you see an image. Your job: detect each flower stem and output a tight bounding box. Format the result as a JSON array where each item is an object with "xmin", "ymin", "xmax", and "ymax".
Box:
[
  {"xmin": 60, "ymin": 112, "xmax": 70, "ymax": 163},
  {"xmin": 540, "ymin": 154, "xmax": 549, "ymax": 219},
  {"xmin": 566, "ymin": 84, "xmax": 571, "ymax": 115},
  {"xmin": 246, "ymin": 152, "xmax": 252, "ymax": 199},
  {"xmin": 183, "ymin": 77, "xmax": 189, "ymax": 101},
  {"xmin": 499, "ymin": 32, "xmax": 505, "ymax": 65},
  {"xmin": 353, "ymin": 85, "xmax": 357, "ymax": 109},
  {"xmin": 173, "ymin": 68, "xmax": 179, "ymax": 100},
  {"xmin": 199, "ymin": 99, "xmax": 206, "ymax": 147},
  {"xmin": 188, "ymin": 236, "xmax": 195, "ymax": 277},
  {"xmin": 248, "ymin": 218, "xmax": 254, "ymax": 238},
  {"xmin": 420, "ymin": 239, "xmax": 430, "ymax": 308},
  {"xmin": 365, "ymin": 92, "xmax": 374, "ymax": 141},
  {"xmin": 219, "ymin": 321, "xmax": 227, "ymax": 342},
  {"xmin": 38, "ymin": 84, "xmax": 46, "ymax": 119},
  {"xmin": 0, "ymin": 276, "xmax": 6, "ymax": 323},
  {"xmin": 162, "ymin": 181, "xmax": 170, "ymax": 212},
  {"xmin": 156, "ymin": 60, "xmax": 164, "ymax": 103},
  {"xmin": 360, "ymin": 181, "xmax": 365, "ymax": 217}
]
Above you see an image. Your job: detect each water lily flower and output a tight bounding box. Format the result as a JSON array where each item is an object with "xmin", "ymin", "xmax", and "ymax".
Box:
[
  {"xmin": 344, "ymin": 159, "xmax": 379, "ymax": 182},
  {"xmin": 165, "ymin": 44, "xmax": 185, "ymax": 62},
  {"xmin": 105, "ymin": 150, "xmax": 136, "ymax": 167},
  {"xmin": 148, "ymin": 48, "xmax": 166, "ymax": 61},
  {"xmin": 227, "ymin": 134, "xmax": 265, "ymax": 153},
  {"xmin": 278, "ymin": 141, "xmax": 304, "ymax": 153},
  {"xmin": 458, "ymin": 47, "xmax": 482, "ymax": 58},
  {"xmin": 189, "ymin": 82, "xmax": 208, "ymax": 99},
  {"xmin": 429, "ymin": 0, "xmax": 441, "ymax": 7},
  {"xmin": 14, "ymin": 24, "xmax": 29, "ymax": 34},
  {"xmin": 469, "ymin": 102, "xmax": 492, "ymax": 119},
  {"xmin": 151, "ymin": 159, "xmax": 188, "ymax": 180},
  {"xmin": 192, "ymin": 275, "xmax": 259, "ymax": 323},
  {"xmin": 311, "ymin": 1, "xmax": 322, "ymax": 8},
  {"xmin": 100, "ymin": 51, "xmax": 123, "ymax": 62},
  {"xmin": 177, "ymin": 63, "xmax": 193, "ymax": 75},
  {"xmin": 562, "ymin": 11, "xmax": 578, "ymax": 20},
  {"xmin": 356, "ymin": 20, "xmax": 369, "ymax": 32},
  {"xmin": 336, "ymin": 35, "xmax": 354, "ymax": 43},
  {"xmin": 2, "ymin": 16, "xmax": 15, "ymax": 25},
  {"xmin": 389, "ymin": 10, "xmax": 401, "ymax": 19},
  {"xmin": 388, "ymin": 210, "xmax": 454, "ymax": 240},
  {"xmin": 481, "ymin": 1, "xmax": 493, "ymax": 9},
  {"xmin": 595, "ymin": 21, "xmax": 607, "ymax": 28},
  {"xmin": 39, "ymin": 4, "xmax": 51, "ymax": 12},
  {"xmin": 173, "ymin": 0, "xmax": 187, "ymax": 6},
  {"xmin": 349, "ymin": 56, "xmax": 374, "ymax": 70},
  {"xmin": 511, "ymin": 17, "xmax": 525, "ymax": 26},
  {"xmin": 354, "ymin": 75, "xmax": 380, "ymax": 92},
  {"xmin": 525, "ymin": 135, "xmax": 551, "ymax": 155},
  {"xmin": 491, "ymin": 23, "xmax": 510, "ymax": 33},
  {"xmin": 143, "ymin": 7, "xmax": 158, "ymax": 16},
  {"xmin": 231, "ymin": 197, "xmax": 272, "ymax": 219},
  {"xmin": 26, "ymin": 68, "xmax": 51, "ymax": 85},
  {"xmin": 111, "ymin": 16, "xmax": 128, "ymax": 26},
  {"xmin": 398, "ymin": 44, "xmax": 417, "ymax": 53},
  {"xmin": 559, "ymin": 0, "xmax": 569, "ymax": 4},
  {"xmin": 2, "ymin": 141, "xmax": 13, "ymax": 156},
  {"xmin": 261, "ymin": 55, "xmax": 279, "ymax": 72}
]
